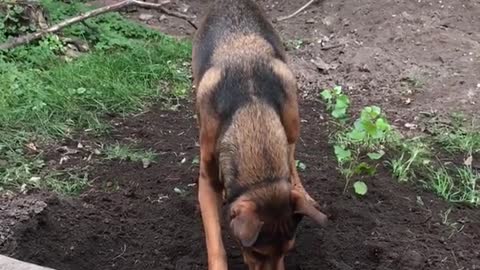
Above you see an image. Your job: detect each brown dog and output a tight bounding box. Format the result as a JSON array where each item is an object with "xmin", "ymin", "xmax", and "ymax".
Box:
[{"xmin": 192, "ymin": 0, "xmax": 328, "ymax": 269}]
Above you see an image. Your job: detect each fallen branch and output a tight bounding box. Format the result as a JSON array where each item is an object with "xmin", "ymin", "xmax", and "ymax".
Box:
[
  {"xmin": 276, "ymin": 0, "xmax": 316, "ymax": 22},
  {"xmin": 0, "ymin": 0, "xmax": 196, "ymax": 50},
  {"xmin": 155, "ymin": 6, "xmax": 197, "ymax": 29}
]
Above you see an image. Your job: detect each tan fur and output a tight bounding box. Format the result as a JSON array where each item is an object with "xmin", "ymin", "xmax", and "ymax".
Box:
[
  {"xmin": 219, "ymin": 101, "xmax": 289, "ymax": 186},
  {"xmin": 212, "ymin": 34, "xmax": 276, "ymax": 66}
]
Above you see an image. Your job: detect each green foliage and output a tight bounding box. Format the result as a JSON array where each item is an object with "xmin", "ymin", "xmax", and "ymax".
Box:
[
  {"xmin": 320, "ymin": 86, "xmax": 350, "ymax": 121},
  {"xmin": 295, "ymin": 160, "xmax": 307, "ymax": 171},
  {"xmin": 427, "ymin": 166, "xmax": 479, "ymax": 207},
  {"xmin": 347, "ymin": 106, "xmax": 391, "ymax": 146},
  {"xmin": 105, "ymin": 144, "xmax": 157, "ymax": 168},
  {"xmin": 432, "ymin": 116, "xmax": 480, "ymax": 156},
  {"xmin": 386, "ymin": 139, "xmax": 430, "ymax": 182},
  {"xmin": 353, "ymin": 181, "xmax": 368, "ymax": 196},
  {"xmin": 322, "ymin": 86, "xmax": 394, "ymax": 195},
  {"xmin": 0, "ymin": 3, "xmax": 37, "ymax": 42},
  {"xmin": 0, "ymin": 0, "xmax": 192, "ymax": 193}
]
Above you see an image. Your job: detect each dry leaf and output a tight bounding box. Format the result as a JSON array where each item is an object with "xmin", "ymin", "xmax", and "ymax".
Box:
[
  {"xmin": 404, "ymin": 123, "xmax": 418, "ymax": 130},
  {"xmin": 26, "ymin": 142, "xmax": 38, "ymax": 152},
  {"xmin": 464, "ymin": 155, "xmax": 473, "ymax": 167}
]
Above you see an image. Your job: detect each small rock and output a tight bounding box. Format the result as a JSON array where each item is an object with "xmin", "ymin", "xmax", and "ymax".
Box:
[
  {"xmin": 306, "ymin": 18, "xmax": 316, "ymax": 24},
  {"xmin": 159, "ymin": 15, "xmax": 167, "ymax": 22},
  {"xmin": 311, "ymin": 57, "xmax": 338, "ymax": 73},
  {"xmin": 139, "ymin": 13, "xmax": 154, "ymax": 21},
  {"xmin": 322, "ymin": 16, "xmax": 335, "ymax": 26},
  {"xmin": 404, "ymin": 123, "xmax": 418, "ymax": 130}
]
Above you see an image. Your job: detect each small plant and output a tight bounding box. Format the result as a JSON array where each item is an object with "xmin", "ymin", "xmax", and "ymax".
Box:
[
  {"xmin": 433, "ymin": 126, "xmax": 480, "ymax": 156},
  {"xmin": 295, "ymin": 160, "xmax": 307, "ymax": 171},
  {"xmin": 387, "ymin": 140, "xmax": 430, "ymax": 182},
  {"xmin": 285, "ymin": 39, "xmax": 305, "ymax": 50},
  {"xmin": 105, "ymin": 143, "xmax": 157, "ymax": 168},
  {"xmin": 321, "ymin": 86, "xmax": 396, "ymax": 195},
  {"xmin": 320, "ymin": 86, "xmax": 350, "ymax": 121},
  {"xmin": 346, "ymin": 106, "xmax": 392, "ymax": 148}
]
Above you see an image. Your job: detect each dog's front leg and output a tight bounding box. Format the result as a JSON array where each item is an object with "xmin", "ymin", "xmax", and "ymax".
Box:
[
  {"xmin": 198, "ymin": 164, "xmax": 227, "ymax": 269},
  {"xmin": 198, "ymin": 113, "xmax": 227, "ymax": 270}
]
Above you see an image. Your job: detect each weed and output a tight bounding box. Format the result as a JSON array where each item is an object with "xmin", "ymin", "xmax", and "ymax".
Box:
[
  {"xmin": 433, "ymin": 125, "xmax": 480, "ymax": 156},
  {"xmin": 426, "ymin": 166, "xmax": 479, "ymax": 207},
  {"xmin": 285, "ymin": 39, "xmax": 305, "ymax": 50},
  {"xmin": 105, "ymin": 144, "xmax": 157, "ymax": 168},
  {"xmin": 439, "ymin": 208, "xmax": 465, "ymax": 238},
  {"xmin": 296, "ymin": 160, "xmax": 307, "ymax": 171},
  {"xmin": 387, "ymin": 139, "xmax": 431, "ymax": 182}
]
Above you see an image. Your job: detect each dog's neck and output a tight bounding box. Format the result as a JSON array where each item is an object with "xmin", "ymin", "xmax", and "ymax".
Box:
[{"xmin": 217, "ymin": 101, "xmax": 290, "ymax": 203}]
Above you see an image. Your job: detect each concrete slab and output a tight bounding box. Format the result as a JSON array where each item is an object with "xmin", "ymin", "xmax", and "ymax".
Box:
[{"xmin": 0, "ymin": 255, "xmax": 55, "ymax": 270}]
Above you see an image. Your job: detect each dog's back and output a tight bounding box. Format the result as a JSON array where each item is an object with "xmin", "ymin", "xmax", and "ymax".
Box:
[
  {"xmin": 192, "ymin": 0, "xmax": 286, "ymax": 85},
  {"xmin": 193, "ymin": 0, "xmax": 293, "ymax": 204}
]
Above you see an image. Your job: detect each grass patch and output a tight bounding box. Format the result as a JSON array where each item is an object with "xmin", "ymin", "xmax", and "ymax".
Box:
[
  {"xmin": 320, "ymin": 86, "xmax": 480, "ymax": 206},
  {"xmin": 0, "ymin": 1, "xmax": 191, "ymax": 193},
  {"xmin": 105, "ymin": 143, "xmax": 157, "ymax": 168}
]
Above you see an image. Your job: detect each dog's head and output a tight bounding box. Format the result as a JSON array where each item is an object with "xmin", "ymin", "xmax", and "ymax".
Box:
[{"xmin": 228, "ymin": 183, "xmax": 327, "ymax": 270}]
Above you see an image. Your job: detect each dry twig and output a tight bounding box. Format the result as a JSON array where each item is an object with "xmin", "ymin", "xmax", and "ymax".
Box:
[
  {"xmin": 276, "ymin": 0, "xmax": 317, "ymax": 22},
  {"xmin": 0, "ymin": 0, "xmax": 196, "ymax": 50}
]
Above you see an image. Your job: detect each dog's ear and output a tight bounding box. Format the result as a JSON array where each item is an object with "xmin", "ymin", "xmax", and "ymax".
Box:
[
  {"xmin": 230, "ymin": 200, "xmax": 264, "ymax": 247},
  {"xmin": 291, "ymin": 190, "xmax": 328, "ymax": 226}
]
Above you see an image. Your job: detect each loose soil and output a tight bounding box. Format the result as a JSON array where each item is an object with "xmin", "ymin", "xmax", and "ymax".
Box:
[{"xmin": 1, "ymin": 0, "xmax": 480, "ymax": 270}]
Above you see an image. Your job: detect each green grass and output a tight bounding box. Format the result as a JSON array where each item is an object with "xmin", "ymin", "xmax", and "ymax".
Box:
[
  {"xmin": 105, "ymin": 143, "xmax": 157, "ymax": 168},
  {"xmin": 0, "ymin": 1, "xmax": 191, "ymax": 194},
  {"xmin": 320, "ymin": 85, "xmax": 480, "ymax": 206}
]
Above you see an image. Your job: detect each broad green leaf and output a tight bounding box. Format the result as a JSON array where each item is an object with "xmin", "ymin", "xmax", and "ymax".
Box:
[
  {"xmin": 332, "ymin": 108, "xmax": 347, "ymax": 119},
  {"xmin": 375, "ymin": 118, "xmax": 391, "ymax": 132},
  {"xmin": 354, "ymin": 181, "xmax": 368, "ymax": 196},
  {"xmin": 367, "ymin": 150, "xmax": 385, "ymax": 160},
  {"xmin": 361, "ymin": 106, "xmax": 381, "ymax": 120},
  {"xmin": 320, "ymin": 90, "xmax": 332, "ymax": 100},
  {"xmin": 334, "ymin": 145, "xmax": 352, "ymax": 163},
  {"xmin": 370, "ymin": 106, "xmax": 381, "ymax": 117},
  {"xmin": 336, "ymin": 95, "xmax": 350, "ymax": 109},
  {"xmin": 353, "ymin": 162, "xmax": 376, "ymax": 176},
  {"xmin": 353, "ymin": 119, "xmax": 364, "ymax": 130},
  {"xmin": 333, "ymin": 85, "xmax": 342, "ymax": 95},
  {"xmin": 363, "ymin": 120, "xmax": 378, "ymax": 136},
  {"xmin": 348, "ymin": 129, "xmax": 366, "ymax": 141}
]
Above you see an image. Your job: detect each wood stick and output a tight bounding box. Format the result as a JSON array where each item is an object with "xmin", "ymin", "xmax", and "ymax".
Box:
[
  {"xmin": 276, "ymin": 0, "xmax": 316, "ymax": 22},
  {"xmin": 0, "ymin": 0, "xmax": 196, "ymax": 50}
]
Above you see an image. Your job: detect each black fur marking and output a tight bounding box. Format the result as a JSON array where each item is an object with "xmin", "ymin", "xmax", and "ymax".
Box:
[
  {"xmin": 193, "ymin": 0, "xmax": 286, "ymax": 81},
  {"xmin": 211, "ymin": 67, "xmax": 252, "ymax": 126},
  {"xmin": 211, "ymin": 62, "xmax": 286, "ymax": 131},
  {"xmin": 252, "ymin": 62, "xmax": 286, "ymax": 115}
]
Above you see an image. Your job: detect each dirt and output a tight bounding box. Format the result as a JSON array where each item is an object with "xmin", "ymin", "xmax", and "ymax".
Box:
[{"xmin": 1, "ymin": 0, "xmax": 480, "ymax": 269}]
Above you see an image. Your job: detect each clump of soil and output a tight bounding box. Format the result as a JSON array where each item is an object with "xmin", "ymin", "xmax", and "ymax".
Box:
[{"xmin": 1, "ymin": 0, "xmax": 480, "ymax": 269}]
